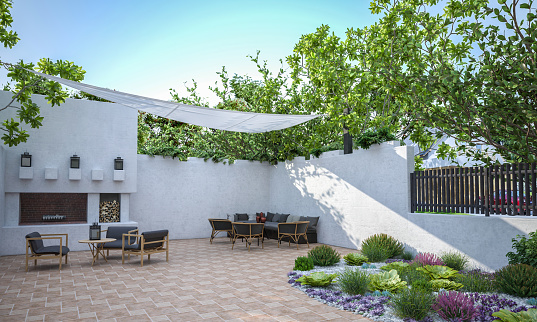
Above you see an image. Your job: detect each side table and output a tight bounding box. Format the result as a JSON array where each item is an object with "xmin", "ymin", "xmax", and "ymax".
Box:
[{"xmin": 78, "ymin": 238, "xmax": 116, "ymax": 266}]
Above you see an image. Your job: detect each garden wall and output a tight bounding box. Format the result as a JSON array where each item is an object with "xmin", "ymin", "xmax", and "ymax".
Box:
[{"xmin": 130, "ymin": 155, "xmax": 271, "ymax": 240}]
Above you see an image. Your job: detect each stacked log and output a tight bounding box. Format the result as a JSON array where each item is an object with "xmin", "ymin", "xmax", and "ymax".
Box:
[{"xmin": 99, "ymin": 200, "xmax": 120, "ymax": 222}]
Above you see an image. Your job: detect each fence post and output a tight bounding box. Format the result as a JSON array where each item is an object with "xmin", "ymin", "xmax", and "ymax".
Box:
[
  {"xmin": 410, "ymin": 172, "xmax": 416, "ymax": 213},
  {"xmin": 484, "ymin": 166, "xmax": 490, "ymax": 216}
]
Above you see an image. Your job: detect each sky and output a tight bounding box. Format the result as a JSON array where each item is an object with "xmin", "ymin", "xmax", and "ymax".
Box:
[{"xmin": 1, "ymin": 0, "xmax": 380, "ymax": 105}]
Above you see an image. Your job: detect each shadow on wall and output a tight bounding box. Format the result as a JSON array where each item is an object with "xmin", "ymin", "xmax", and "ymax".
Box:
[{"xmin": 270, "ymin": 144, "xmax": 535, "ymax": 270}]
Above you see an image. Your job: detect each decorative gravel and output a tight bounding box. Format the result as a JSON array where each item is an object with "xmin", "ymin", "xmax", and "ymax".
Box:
[{"xmin": 288, "ymin": 260, "xmax": 537, "ymax": 322}]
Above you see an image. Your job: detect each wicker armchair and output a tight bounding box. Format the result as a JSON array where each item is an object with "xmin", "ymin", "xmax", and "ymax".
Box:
[
  {"xmin": 208, "ymin": 219, "xmax": 233, "ymax": 244},
  {"xmin": 231, "ymin": 222, "xmax": 264, "ymax": 252},
  {"xmin": 277, "ymin": 221, "xmax": 310, "ymax": 249}
]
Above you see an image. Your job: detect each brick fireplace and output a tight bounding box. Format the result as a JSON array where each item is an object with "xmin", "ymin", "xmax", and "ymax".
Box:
[{"xmin": 19, "ymin": 193, "xmax": 87, "ymax": 225}]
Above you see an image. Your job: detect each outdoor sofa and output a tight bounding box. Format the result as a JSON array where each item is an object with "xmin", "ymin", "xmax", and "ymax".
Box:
[{"xmin": 233, "ymin": 212, "xmax": 318, "ymax": 243}]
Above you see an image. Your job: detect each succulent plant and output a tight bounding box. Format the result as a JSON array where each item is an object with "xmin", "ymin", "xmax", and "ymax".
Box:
[
  {"xmin": 492, "ymin": 308, "xmax": 537, "ymax": 322},
  {"xmin": 343, "ymin": 253, "xmax": 368, "ymax": 266},
  {"xmin": 416, "ymin": 265, "xmax": 460, "ymax": 280},
  {"xmin": 381, "ymin": 261, "xmax": 410, "ymax": 271},
  {"xmin": 429, "ymin": 279, "xmax": 464, "ymax": 291},
  {"xmin": 296, "ymin": 271, "xmax": 338, "ymax": 287},
  {"xmin": 369, "ymin": 269, "xmax": 408, "ymax": 293}
]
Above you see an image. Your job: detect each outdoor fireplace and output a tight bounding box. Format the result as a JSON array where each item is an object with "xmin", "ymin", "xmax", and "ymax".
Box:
[
  {"xmin": 19, "ymin": 193, "xmax": 87, "ymax": 225},
  {"xmin": 99, "ymin": 193, "xmax": 120, "ymax": 222}
]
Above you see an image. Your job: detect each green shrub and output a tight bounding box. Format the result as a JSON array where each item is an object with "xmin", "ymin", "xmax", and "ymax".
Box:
[
  {"xmin": 307, "ymin": 245, "xmax": 341, "ymax": 267},
  {"xmin": 296, "ymin": 272, "xmax": 338, "ymax": 287},
  {"xmin": 343, "ymin": 253, "xmax": 368, "ymax": 266},
  {"xmin": 506, "ymin": 231, "xmax": 537, "ymax": 268},
  {"xmin": 369, "ymin": 270, "xmax": 407, "ymax": 293},
  {"xmin": 337, "ymin": 268, "xmax": 370, "ymax": 295},
  {"xmin": 411, "ymin": 279, "xmax": 435, "ymax": 293},
  {"xmin": 389, "ymin": 288, "xmax": 436, "ymax": 320},
  {"xmin": 455, "ymin": 269, "xmax": 497, "ymax": 293},
  {"xmin": 495, "ymin": 264, "xmax": 537, "ymax": 297},
  {"xmin": 361, "ymin": 246, "xmax": 389, "ymax": 263},
  {"xmin": 294, "ymin": 256, "xmax": 314, "ymax": 271},
  {"xmin": 402, "ymin": 251, "xmax": 414, "ymax": 261},
  {"xmin": 429, "ymin": 279, "xmax": 464, "ymax": 291},
  {"xmin": 361, "ymin": 233, "xmax": 404, "ymax": 258},
  {"xmin": 416, "ymin": 265, "xmax": 460, "ymax": 280},
  {"xmin": 441, "ymin": 251, "xmax": 469, "ymax": 271}
]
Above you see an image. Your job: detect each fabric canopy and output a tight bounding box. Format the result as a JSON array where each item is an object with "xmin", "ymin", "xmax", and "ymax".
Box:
[{"xmin": 29, "ymin": 70, "xmax": 319, "ymax": 133}]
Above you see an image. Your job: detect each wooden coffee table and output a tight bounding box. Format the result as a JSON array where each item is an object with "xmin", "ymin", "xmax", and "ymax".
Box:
[{"xmin": 78, "ymin": 238, "xmax": 116, "ymax": 265}]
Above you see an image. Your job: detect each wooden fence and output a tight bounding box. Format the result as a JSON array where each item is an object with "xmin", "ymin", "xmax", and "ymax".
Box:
[{"xmin": 410, "ymin": 163, "xmax": 537, "ymax": 216}]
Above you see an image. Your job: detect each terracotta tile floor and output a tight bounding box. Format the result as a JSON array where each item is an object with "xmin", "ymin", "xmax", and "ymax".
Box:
[{"xmin": 0, "ymin": 238, "xmax": 372, "ymax": 321}]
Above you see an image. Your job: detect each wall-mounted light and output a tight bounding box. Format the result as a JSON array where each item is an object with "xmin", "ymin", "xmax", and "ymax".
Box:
[
  {"xmin": 114, "ymin": 157, "xmax": 123, "ymax": 170},
  {"xmin": 70, "ymin": 155, "xmax": 80, "ymax": 169},
  {"xmin": 21, "ymin": 152, "xmax": 32, "ymax": 167}
]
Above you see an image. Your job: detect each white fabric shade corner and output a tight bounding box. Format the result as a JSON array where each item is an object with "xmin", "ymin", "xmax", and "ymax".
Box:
[{"xmin": 28, "ymin": 70, "xmax": 319, "ymax": 133}]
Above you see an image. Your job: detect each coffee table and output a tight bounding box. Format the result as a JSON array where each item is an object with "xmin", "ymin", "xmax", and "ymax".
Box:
[{"xmin": 78, "ymin": 238, "xmax": 116, "ymax": 265}]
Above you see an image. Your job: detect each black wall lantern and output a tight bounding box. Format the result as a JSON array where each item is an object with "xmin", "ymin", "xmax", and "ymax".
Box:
[
  {"xmin": 70, "ymin": 155, "xmax": 80, "ymax": 169},
  {"xmin": 114, "ymin": 157, "xmax": 123, "ymax": 170},
  {"xmin": 21, "ymin": 152, "xmax": 32, "ymax": 167}
]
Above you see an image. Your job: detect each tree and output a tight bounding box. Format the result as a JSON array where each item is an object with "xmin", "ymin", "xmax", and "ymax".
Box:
[
  {"xmin": 0, "ymin": 0, "xmax": 85, "ymax": 147},
  {"xmin": 287, "ymin": 24, "xmax": 411, "ymax": 154},
  {"xmin": 369, "ymin": 0, "xmax": 537, "ymax": 165}
]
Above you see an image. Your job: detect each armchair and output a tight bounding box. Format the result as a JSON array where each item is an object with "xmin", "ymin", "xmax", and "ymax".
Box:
[{"xmin": 25, "ymin": 232, "xmax": 69, "ymax": 271}]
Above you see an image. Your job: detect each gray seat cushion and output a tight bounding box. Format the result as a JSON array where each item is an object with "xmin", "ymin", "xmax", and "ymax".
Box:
[
  {"xmin": 125, "ymin": 230, "xmax": 168, "ymax": 250},
  {"xmin": 264, "ymin": 222, "xmax": 279, "ymax": 231},
  {"xmin": 105, "ymin": 226, "xmax": 138, "ymax": 245},
  {"xmin": 34, "ymin": 245, "xmax": 70, "ymax": 255},
  {"xmin": 102, "ymin": 240, "xmax": 125, "ymax": 249}
]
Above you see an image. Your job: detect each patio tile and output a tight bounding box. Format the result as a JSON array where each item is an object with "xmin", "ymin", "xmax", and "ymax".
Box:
[{"xmin": 0, "ymin": 238, "xmax": 371, "ymax": 321}]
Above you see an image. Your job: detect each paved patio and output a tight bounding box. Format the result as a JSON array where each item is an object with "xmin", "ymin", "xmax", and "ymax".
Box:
[{"xmin": 0, "ymin": 237, "xmax": 372, "ymax": 321}]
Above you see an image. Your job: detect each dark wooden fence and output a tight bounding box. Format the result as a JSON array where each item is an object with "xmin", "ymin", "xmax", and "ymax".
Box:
[{"xmin": 410, "ymin": 163, "xmax": 537, "ymax": 216}]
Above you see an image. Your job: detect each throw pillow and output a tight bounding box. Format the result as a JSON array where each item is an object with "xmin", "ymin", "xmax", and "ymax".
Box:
[
  {"xmin": 266, "ymin": 212, "xmax": 275, "ymax": 222},
  {"xmin": 306, "ymin": 216, "xmax": 319, "ymax": 227},
  {"xmin": 235, "ymin": 213, "xmax": 248, "ymax": 221},
  {"xmin": 279, "ymin": 214, "xmax": 290, "ymax": 223},
  {"xmin": 286, "ymin": 215, "xmax": 299, "ymax": 223},
  {"xmin": 272, "ymin": 213, "xmax": 281, "ymax": 222}
]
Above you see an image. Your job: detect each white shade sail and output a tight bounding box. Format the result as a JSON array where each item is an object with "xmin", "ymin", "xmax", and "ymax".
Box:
[{"xmin": 29, "ymin": 70, "xmax": 319, "ymax": 133}]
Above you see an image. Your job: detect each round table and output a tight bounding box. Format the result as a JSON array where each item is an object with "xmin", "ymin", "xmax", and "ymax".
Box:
[{"xmin": 78, "ymin": 238, "xmax": 116, "ymax": 265}]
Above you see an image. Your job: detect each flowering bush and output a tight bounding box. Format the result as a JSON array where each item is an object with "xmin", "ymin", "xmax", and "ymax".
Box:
[
  {"xmin": 412, "ymin": 252, "xmax": 444, "ymax": 266},
  {"xmin": 432, "ymin": 291, "xmax": 478, "ymax": 322}
]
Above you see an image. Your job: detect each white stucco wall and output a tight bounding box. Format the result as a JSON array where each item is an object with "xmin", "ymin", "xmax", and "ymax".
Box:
[
  {"xmin": 0, "ymin": 91, "xmax": 138, "ymax": 255},
  {"xmin": 130, "ymin": 155, "xmax": 271, "ymax": 240}
]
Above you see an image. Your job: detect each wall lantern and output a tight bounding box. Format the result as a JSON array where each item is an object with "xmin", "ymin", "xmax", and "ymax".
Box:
[
  {"xmin": 114, "ymin": 157, "xmax": 123, "ymax": 170},
  {"xmin": 21, "ymin": 152, "xmax": 32, "ymax": 167},
  {"xmin": 70, "ymin": 155, "xmax": 80, "ymax": 169}
]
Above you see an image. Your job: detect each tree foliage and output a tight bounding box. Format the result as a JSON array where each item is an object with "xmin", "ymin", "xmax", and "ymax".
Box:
[
  {"xmin": 0, "ymin": 0, "xmax": 85, "ymax": 147},
  {"xmin": 369, "ymin": 0, "xmax": 537, "ymax": 165}
]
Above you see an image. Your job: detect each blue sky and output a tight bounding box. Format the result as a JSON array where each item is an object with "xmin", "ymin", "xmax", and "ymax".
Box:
[{"xmin": 2, "ymin": 1, "xmax": 380, "ymax": 105}]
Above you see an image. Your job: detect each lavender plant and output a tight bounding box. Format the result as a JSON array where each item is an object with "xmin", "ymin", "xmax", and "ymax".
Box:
[
  {"xmin": 432, "ymin": 291, "xmax": 478, "ymax": 322},
  {"xmin": 304, "ymin": 288, "xmax": 389, "ymax": 317},
  {"xmin": 467, "ymin": 292, "xmax": 533, "ymax": 322}
]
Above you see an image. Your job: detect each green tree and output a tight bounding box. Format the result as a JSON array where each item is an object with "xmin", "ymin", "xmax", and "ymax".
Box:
[
  {"xmin": 0, "ymin": 0, "xmax": 85, "ymax": 147},
  {"xmin": 369, "ymin": 0, "xmax": 537, "ymax": 165}
]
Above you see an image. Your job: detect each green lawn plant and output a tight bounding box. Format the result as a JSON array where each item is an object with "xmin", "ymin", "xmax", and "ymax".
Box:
[
  {"xmin": 361, "ymin": 234, "xmax": 404, "ymax": 259},
  {"xmin": 360, "ymin": 247, "xmax": 389, "ymax": 263},
  {"xmin": 296, "ymin": 272, "xmax": 338, "ymax": 287},
  {"xmin": 294, "ymin": 256, "xmax": 314, "ymax": 271},
  {"xmin": 416, "ymin": 265, "xmax": 460, "ymax": 280},
  {"xmin": 440, "ymin": 251, "xmax": 469, "ymax": 271},
  {"xmin": 455, "ymin": 270, "xmax": 497, "ymax": 293},
  {"xmin": 389, "ymin": 288, "xmax": 436, "ymax": 321},
  {"xmin": 492, "ymin": 308, "xmax": 537, "ymax": 322},
  {"xmin": 307, "ymin": 245, "xmax": 341, "ymax": 267},
  {"xmin": 369, "ymin": 269, "xmax": 407, "ymax": 293},
  {"xmin": 495, "ymin": 264, "xmax": 537, "ymax": 298},
  {"xmin": 343, "ymin": 253, "xmax": 368, "ymax": 266},
  {"xmin": 337, "ymin": 268, "xmax": 370, "ymax": 295}
]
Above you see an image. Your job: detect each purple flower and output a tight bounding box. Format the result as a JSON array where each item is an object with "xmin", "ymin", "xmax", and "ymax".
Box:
[{"xmin": 432, "ymin": 291, "xmax": 478, "ymax": 322}]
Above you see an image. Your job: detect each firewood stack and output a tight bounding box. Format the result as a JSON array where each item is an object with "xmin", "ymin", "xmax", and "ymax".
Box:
[{"xmin": 99, "ymin": 200, "xmax": 120, "ymax": 222}]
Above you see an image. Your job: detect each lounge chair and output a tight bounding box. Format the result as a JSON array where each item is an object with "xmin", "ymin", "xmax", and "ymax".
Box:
[
  {"xmin": 122, "ymin": 230, "xmax": 169, "ymax": 267},
  {"xmin": 278, "ymin": 221, "xmax": 310, "ymax": 249},
  {"xmin": 101, "ymin": 226, "xmax": 138, "ymax": 256},
  {"xmin": 231, "ymin": 222, "xmax": 264, "ymax": 251},
  {"xmin": 25, "ymin": 232, "xmax": 69, "ymax": 271},
  {"xmin": 208, "ymin": 219, "xmax": 233, "ymax": 244}
]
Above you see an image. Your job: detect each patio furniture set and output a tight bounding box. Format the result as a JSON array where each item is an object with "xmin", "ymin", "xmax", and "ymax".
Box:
[
  {"xmin": 25, "ymin": 227, "xmax": 169, "ymax": 271},
  {"xmin": 209, "ymin": 212, "xmax": 320, "ymax": 251}
]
